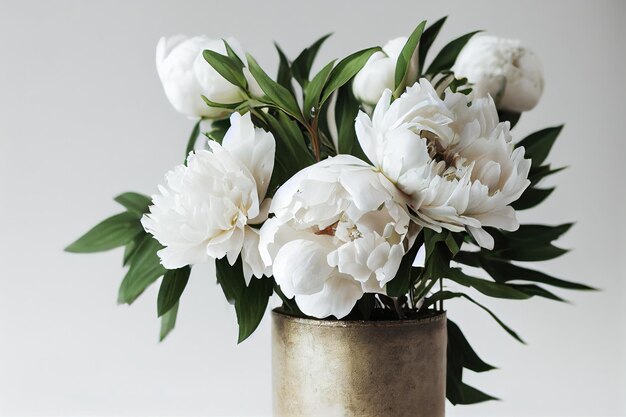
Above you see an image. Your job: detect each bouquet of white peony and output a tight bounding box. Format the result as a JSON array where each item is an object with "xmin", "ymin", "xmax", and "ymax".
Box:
[{"xmin": 67, "ymin": 17, "xmax": 592, "ymax": 405}]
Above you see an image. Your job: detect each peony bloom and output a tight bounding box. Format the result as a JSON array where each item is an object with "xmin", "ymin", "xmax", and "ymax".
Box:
[
  {"xmin": 452, "ymin": 35, "xmax": 544, "ymax": 113},
  {"xmin": 259, "ymin": 156, "xmax": 415, "ymax": 319},
  {"xmin": 156, "ymin": 35, "xmax": 260, "ymax": 119},
  {"xmin": 355, "ymin": 80, "xmax": 531, "ymax": 249},
  {"xmin": 352, "ymin": 37, "xmax": 416, "ymax": 107},
  {"xmin": 142, "ymin": 112, "xmax": 274, "ymax": 282}
]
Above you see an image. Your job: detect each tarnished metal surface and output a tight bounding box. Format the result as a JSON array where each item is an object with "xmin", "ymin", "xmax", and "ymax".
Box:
[{"xmin": 272, "ymin": 310, "xmax": 447, "ymax": 417}]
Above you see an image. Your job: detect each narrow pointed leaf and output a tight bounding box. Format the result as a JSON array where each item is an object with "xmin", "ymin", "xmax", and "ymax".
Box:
[
  {"xmin": 479, "ymin": 258, "xmax": 595, "ymax": 290},
  {"xmin": 334, "ymin": 84, "xmax": 360, "ymax": 155},
  {"xmin": 504, "ymin": 223, "xmax": 573, "ymax": 244},
  {"xmin": 320, "ymin": 47, "xmax": 381, "ymax": 104},
  {"xmin": 246, "ymin": 53, "xmax": 304, "ymax": 122},
  {"xmin": 123, "ymin": 233, "xmax": 148, "ymax": 266},
  {"xmin": 118, "ymin": 237, "xmax": 166, "ymax": 304},
  {"xmin": 427, "ymin": 291, "xmax": 525, "ymax": 343},
  {"xmin": 448, "ymin": 319, "xmax": 496, "ymax": 373},
  {"xmin": 529, "ymin": 164, "xmax": 566, "ymax": 185},
  {"xmin": 418, "ymin": 16, "xmax": 447, "ymax": 76},
  {"xmin": 303, "ymin": 60, "xmax": 336, "ymax": 120},
  {"xmin": 274, "ymin": 43, "xmax": 295, "ymax": 95},
  {"xmin": 426, "ymin": 31, "xmax": 482, "ymax": 75},
  {"xmin": 159, "ymin": 301, "xmax": 179, "ymax": 341},
  {"xmin": 291, "ymin": 33, "xmax": 332, "ymax": 87},
  {"xmin": 157, "ymin": 266, "xmax": 191, "ymax": 317},
  {"xmin": 512, "ymin": 187, "xmax": 554, "ymax": 210},
  {"xmin": 202, "ymin": 50, "xmax": 247, "ymax": 89},
  {"xmin": 509, "ymin": 284, "xmax": 566, "ymax": 302},
  {"xmin": 459, "ymin": 381, "xmax": 499, "ymax": 404},
  {"xmin": 393, "ymin": 20, "xmax": 426, "ymax": 96},
  {"xmin": 65, "ymin": 212, "xmax": 143, "ymax": 253},
  {"xmin": 222, "ymin": 39, "xmax": 244, "ymax": 68},
  {"xmin": 184, "ymin": 119, "xmax": 201, "ymax": 159},
  {"xmin": 235, "ymin": 277, "xmax": 274, "ymax": 343},
  {"xmin": 216, "ymin": 257, "xmax": 273, "ymax": 343},
  {"xmin": 446, "ymin": 268, "xmax": 531, "ymax": 299},
  {"xmin": 200, "ymin": 95, "xmax": 241, "ymax": 110},
  {"xmin": 517, "ymin": 125, "xmax": 563, "ymax": 168},
  {"xmin": 496, "ymin": 244, "xmax": 568, "ymax": 262},
  {"xmin": 114, "ymin": 192, "xmax": 152, "ymax": 216}
]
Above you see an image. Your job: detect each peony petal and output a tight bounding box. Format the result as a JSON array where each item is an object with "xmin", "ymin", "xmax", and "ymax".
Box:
[
  {"xmin": 295, "ymin": 273, "xmax": 364, "ymax": 319},
  {"xmin": 273, "ymin": 239, "xmax": 332, "ymax": 298}
]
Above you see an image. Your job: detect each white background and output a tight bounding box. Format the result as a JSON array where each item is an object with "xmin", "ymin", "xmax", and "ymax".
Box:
[{"xmin": 1, "ymin": 0, "xmax": 624, "ymax": 415}]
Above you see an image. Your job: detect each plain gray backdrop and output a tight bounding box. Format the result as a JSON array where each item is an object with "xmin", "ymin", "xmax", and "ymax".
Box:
[{"xmin": 1, "ymin": 0, "xmax": 624, "ymax": 416}]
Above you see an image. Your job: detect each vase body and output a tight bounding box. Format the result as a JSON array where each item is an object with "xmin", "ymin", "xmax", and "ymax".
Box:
[{"xmin": 271, "ymin": 310, "xmax": 447, "ymax": 417}]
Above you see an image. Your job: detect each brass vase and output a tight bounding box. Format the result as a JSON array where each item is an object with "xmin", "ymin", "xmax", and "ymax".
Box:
[{"xmin": 271, "ymin": 309, "xmax": 447, "ymax": 417}]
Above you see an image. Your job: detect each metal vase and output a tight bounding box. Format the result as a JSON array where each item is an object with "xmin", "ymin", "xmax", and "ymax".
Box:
[{"xmin": 271, "ymin": 309, "xmax": 447, "ymax": 417}]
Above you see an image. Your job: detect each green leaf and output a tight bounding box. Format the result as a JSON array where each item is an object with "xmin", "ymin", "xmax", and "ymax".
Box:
[
  {"xmin": 320, "ymin": 47, "xmax": 382, "ymax": 105},
  {"xmin": 357, "ymin": 293, "xmax": 376, "ymax": 320},
  {"xmin": 427, "ymin": 291, "xmax": 525, "ymax": 343},
  {"xmin": 334, "ymin": 85, "xmax": 359, "ymax": 155},
  {"xmin": 459, "ymin": 382, "xmax": 499, "ymax": 404},
  {"xmin": 498, "ymin": 110, "xmax": 522, "ymax": 129},
  {"xmin": 393, "ymin": 20, "xmax": 426, "ymax": 97},
  {"xmin": 222, "ymin": 39, "xmax": 244, "ymax": 68},
  {"xmin": 235, "ymin": 277, "xmax": 274, "ymax": 343},
  {"xmin": 509, "ymin": 284, "xmax": 566, "ymax": 302},
  {"xmin": 118, "ymin": 237, "xmax": 166, "ymax": 304},
  {"xmin": 202, "ymin": 50, "xmax": 247, "ymax": 89},
  {"xmin": 445, "ymin": 232, "xmax": 461, "ymax": 256},
  {"xmin": 504, "ymin": 223, "xmax": 573, "ymax": 244},
  {"xmin": 426, "ymin": 31, "xmax": 482, "ymax": 75},
  {"xmin": 200, "ymin": 95, "xmax": 241, "ymax": 110},
  {"xmin": 246, "ymin": 53, "xmax": 304, "ymax": 122},
  {"xmin": 528, "ymin": 164, "xmax": 566, "ymax": 185},
  {"xmin": 185, "ymin": 119, "xmax": 201, "ymax": 160},
  {"xmin": 157, "ymin": 266, "xmax": 191, "ymax": 317},
  {"xmin": 65, "ymin": 212, "xmax": 143, "ymax": 253},
  {"xmin": 159, "ymin": 301, "xmax": 179, "ymax": 341},
  {"xmin": 418, "ymin": 17, "xmax": 447, "ymax": 76},
  {"xmin": 517, "ymin": 125, "xmax": 563, "ymax": 168},
  {"xmin": 496, "ymin": 244, "xmax": 568, "ymax": 262},
  {"xmin": 215, "ymin": 257, "xmax": 273, "ymax": 343},
  {"xmin": 291, "ymin": 33, "xmax": 332, "ymax": 87},
  {"xmin": 265, "ymin": 111, "xmax": 313, "ymax": 178},
  {"xmin": 423, "ymin": 230, "xmax": 452, "ymax": 279},
  {"xmin": 303, "ymin": 60, "xmax": 336, "ymax": 120},
  {"xmin": 453, "ymin": 250, "xmax": 481, "ymax": 267},
  {"xmin": 123, "ymin": 233, "xmax": 148, "ymax": 266},
  {"xmin": 479, "ymin": 257, "xmax": 595, "ymax": 290},
  {"xmin": 448, "ymin": 319, "xmax": 496, "ymax": 373},
  {"xmin": 446, "ymin": 268, "xmax": 531, "ymax": 300},
  {"xmin": 274, "ymin": 43, "xmax": 295, "ymax": 95},
  {"xmin": 511, "ymin": 187, "xmax": 554, "ymax": 210},
  {"xmin": 205, "ymin": 118, "xmax": 231, "ymax": 145},
  {"xmin": 114, "ymin": 192, "xmax": 152, "ymax": 216}
]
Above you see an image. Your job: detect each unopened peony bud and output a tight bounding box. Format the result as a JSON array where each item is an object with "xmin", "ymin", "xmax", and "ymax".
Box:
[
  {"xmin": 353, "ymin": 37, "xmax": 416, "ymax": 106},
  {"xmin": 156, "ymin": 35, "xmax": 258, "ymax": 119},
  {"xmin": 453, "ymin": 35, "xmax": 544, "ymax": 113}
]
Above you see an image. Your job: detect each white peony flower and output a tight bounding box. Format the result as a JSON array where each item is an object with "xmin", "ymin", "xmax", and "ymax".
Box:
[
  {"xmin": 259, "ymin": 155, "xmax": 415, "ymax": 319},
  {"xmin": 352, "ymin": 37, "xmax": 416, "ymax": 107},
  {"xmin": 142, "ymin": 112, "xmax": 275, "ymax": 283},
  {"xmin": 156, "ymin": 35, "xmax": 261, "ymax": 119},
  {"xmin": 452, "ymin": 35, "xmax": 544, "ymax": 113},
  {"xmin": 355, "ymin": 79, "xmax": 531, "ymax": 249}
]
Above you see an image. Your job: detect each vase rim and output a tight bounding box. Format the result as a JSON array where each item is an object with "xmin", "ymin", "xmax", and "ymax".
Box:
[{"xmin": 271, "ymin": 308, "xmax": 446, "ymax": 328}]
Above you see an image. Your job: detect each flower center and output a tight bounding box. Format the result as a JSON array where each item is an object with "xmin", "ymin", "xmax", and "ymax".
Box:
[
  {"xmin": 421, "ymin": 131, "xmax": 467, "ymax": 180},
  {"xmin": 314, "ymin": 216, "xmax": 363, "ymax": 242}
]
